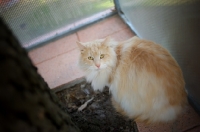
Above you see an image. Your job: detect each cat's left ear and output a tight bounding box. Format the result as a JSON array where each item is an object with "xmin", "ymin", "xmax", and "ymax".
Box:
[
  {"xmin": 102, "ymin": 36, "xmax": 111, "ymax": 46},
  {"xmin": 103, "ymin": 36, "xmax": 116, "ymax": 48},
  {"xmin": 76, "ymin": 41, "xmax": 85, "ymax": 52}
]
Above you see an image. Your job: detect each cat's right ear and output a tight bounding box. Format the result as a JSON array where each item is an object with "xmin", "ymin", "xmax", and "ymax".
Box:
[{"xmin": 76, "ymin": 41, "xmax": 85, "ymax": 52}]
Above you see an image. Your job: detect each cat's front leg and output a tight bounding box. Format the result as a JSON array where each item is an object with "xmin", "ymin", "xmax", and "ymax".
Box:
[
  {"xmin": 91, "ymin": 78, "xmax": 107, "ymax": 91},
  {"xmin": 111, "ymin": 97, "xmax": 127, "ymax": 116}
]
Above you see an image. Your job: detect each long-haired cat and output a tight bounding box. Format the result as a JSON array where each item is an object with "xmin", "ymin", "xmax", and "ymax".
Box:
[{"xmin": 77, "ymin": 36, "xmax": 187, "ymax": 123}]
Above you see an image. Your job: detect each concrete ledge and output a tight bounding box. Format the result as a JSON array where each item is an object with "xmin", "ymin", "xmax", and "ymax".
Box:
[{"xmin": 52, "ymin": 77, "xmax": 85, "ymax": 93}]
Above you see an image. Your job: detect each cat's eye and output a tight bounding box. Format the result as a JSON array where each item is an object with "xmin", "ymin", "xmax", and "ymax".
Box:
[
  {"xmin": 88, "ymin": 56, "xmax": 94, "ymax": 60},
  {"xmin": 100, "ymin": 54, "xmax": 104, "ymax": 59}
]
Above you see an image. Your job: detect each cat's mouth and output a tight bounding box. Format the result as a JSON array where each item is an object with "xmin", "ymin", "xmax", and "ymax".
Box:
[
  {"xmin": 93, "ymin": 66, "xmax": 102, "ymax": 71},
  {"xmin": 95, "ymin": 67, "xmax": 101, "ymax": 70}
]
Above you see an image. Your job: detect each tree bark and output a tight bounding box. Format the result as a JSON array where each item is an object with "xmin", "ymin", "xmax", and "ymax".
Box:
[{"xmin": 0, "ymin": 18, "xmax": 80, "ymax": 132}]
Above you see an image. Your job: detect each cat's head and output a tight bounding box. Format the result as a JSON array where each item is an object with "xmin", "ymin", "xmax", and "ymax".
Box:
[{"xmin": 77, "ymin": 37, "xmax": 117, "ymax": 72}]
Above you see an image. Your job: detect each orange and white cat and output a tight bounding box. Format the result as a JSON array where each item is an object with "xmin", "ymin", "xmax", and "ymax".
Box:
[{"xmin": 77, "ymin": 36, "xmax": 187, "ymax": 123}]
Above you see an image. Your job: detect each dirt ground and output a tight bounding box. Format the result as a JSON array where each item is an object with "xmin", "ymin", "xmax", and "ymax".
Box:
[{"xmin": 56, "ymin": 81, "xmax": 138, "ymax": 132}]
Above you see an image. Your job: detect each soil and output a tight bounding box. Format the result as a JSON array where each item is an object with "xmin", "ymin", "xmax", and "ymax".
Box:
[{"xmin": 56, "ymin": 81, "xmax": 138, "ymax": 132}]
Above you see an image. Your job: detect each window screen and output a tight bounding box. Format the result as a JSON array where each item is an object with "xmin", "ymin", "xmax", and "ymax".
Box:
[{"xmin": 0, "ymin": 0, "xmax": 114, "ymax": 48}]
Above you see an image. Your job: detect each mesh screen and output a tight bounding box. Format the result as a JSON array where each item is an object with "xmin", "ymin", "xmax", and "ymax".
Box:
[
  {"xmin": 117, "ymin": 0, "xmax": 200, "ymax": 108},
  {"xmin": 0, "ymin": 0, "xmax": 114, "ymax": 48}
]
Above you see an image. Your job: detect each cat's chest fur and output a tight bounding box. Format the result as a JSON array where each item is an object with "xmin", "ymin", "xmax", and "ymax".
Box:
[{"xmin": 85, "ymin": 67, "xmax": 112, "ymax": 91}]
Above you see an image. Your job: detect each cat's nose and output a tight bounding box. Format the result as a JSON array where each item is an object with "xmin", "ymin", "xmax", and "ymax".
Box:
[{"xmin": 95, "ymin": 64, "xmax": 100, "ymax": 68}]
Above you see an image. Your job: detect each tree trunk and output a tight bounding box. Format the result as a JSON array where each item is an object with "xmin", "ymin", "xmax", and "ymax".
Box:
[{"xmin": 0, "ymin": 18, "xmax": 80, "ymax": 132}]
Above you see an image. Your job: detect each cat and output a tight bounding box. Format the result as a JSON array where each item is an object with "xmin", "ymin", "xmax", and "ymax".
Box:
[{"xmin": 77, "ymin": 36, "xmax": 187, "ymax": 123}]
